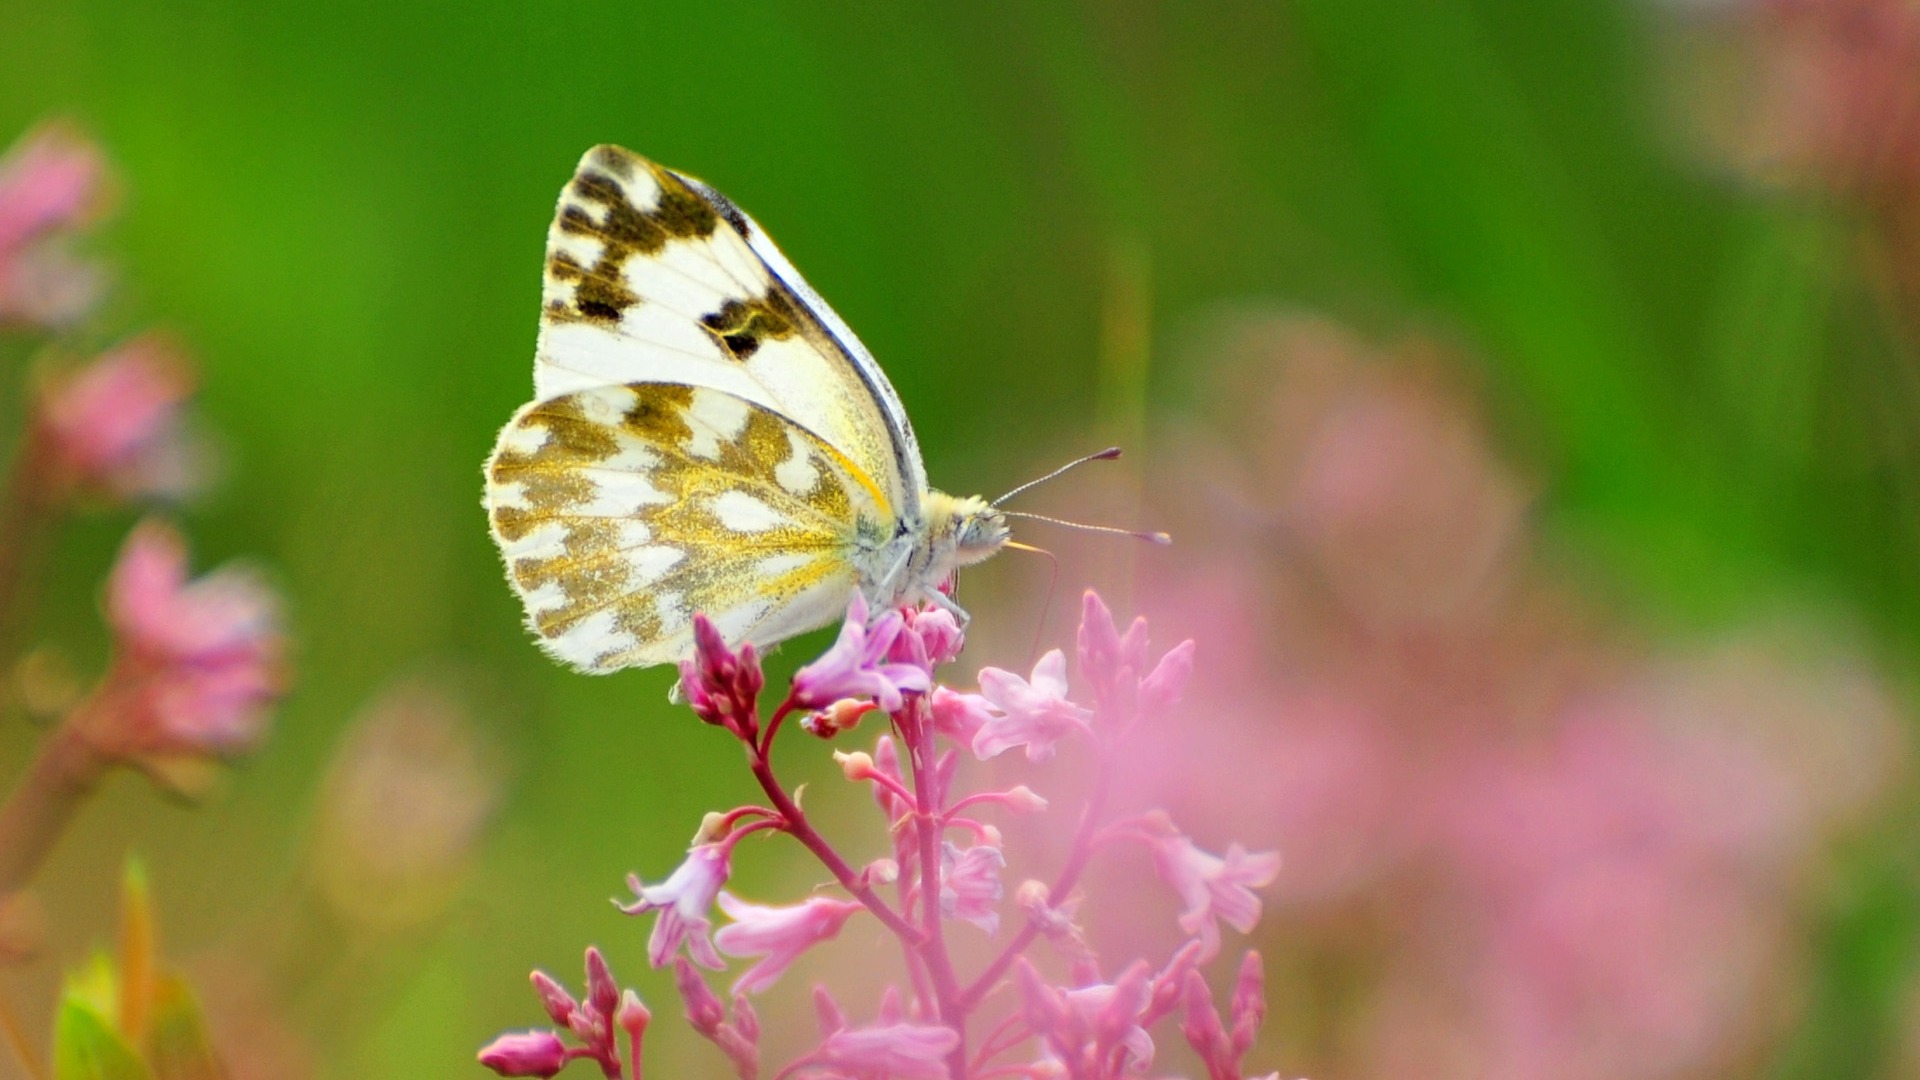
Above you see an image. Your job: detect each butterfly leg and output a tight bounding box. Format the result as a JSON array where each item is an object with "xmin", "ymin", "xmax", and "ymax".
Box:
[{"xmin": 922, "ymin": 586, "xmax": 972, "ymax": 628}]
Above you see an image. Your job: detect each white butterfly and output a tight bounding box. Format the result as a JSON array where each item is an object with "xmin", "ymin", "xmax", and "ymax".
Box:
[{"xmin": 484, "ymin": 145, "xmax": 1009, "ymax": 673}]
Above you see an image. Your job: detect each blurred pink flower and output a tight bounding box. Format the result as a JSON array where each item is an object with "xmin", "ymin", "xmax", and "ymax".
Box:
[
  {"xmin": 90, "ymin": 518, "xmax": 285, "ymax": 759},
  {"xmin": 620, "ymin": 842, "xmax": 729, "ymax": 969},
  {"xmin": 1139, "ymin": 816, "xmax": 1281, "ymax": 961},
  {"xmin": 971, "ymin": 650, "xmax": 1090, "ymax": 762},
  {"xmin": 1018, "ymin": 960, "xmax": 1159, "ymax": 1077},
  {"xmin": 809, "ymin": 1022, "xmax": 960, "ymax": 1080},
  {"xmin": 1097, "ymin": 313, "xmax": 1909, "ymax": 1080},
  {"xmin": 939, "ymin": 841, "xmax": 1006, "ymax": 934},
  {"xmin": 713, "ymin": 893, "xmax": 864, "ymax": 994},
  {"xmin": 34, "ymin": 335, "xmax": 203, "ymax": 501},
  {"xmin": 0, "ymin": 121, "xmax": 108, "ymax": 327},
  {"xmin": 1181, "ymin": 954, "xmax": 1272, "ymax": 1080}
]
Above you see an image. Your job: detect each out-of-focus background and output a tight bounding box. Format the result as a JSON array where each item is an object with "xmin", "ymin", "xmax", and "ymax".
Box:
[{"xmin": 2, "ymin": 1, "xmax": 1919, "ymax": 1077}]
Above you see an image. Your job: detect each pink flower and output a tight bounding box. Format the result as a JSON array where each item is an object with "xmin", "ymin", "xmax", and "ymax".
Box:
[
  {"xmin": 892, "ymin": 604, "xmax": 965, "ymax": 671},
  {"xmin": 713, "ymin": 892, "xmax": 864, "ymax": 994},
  {"xmin": 476, "ymin": 1031, "xmax": 568, "ymax": 1078},
  {"xmin": 1019, "ymin": 959, "xmax": 1158, "ymax": 1076},
  {"xmin": 808, "ymin": 1022, "xmax": 960, "ymax": 1080},
  {"xmin": 0, "ymin": 121, "xmax": 107, "ymax": 327},
  {"xmin": 620, "ymin": 843, "xmax": 729, "ymax": 969},
  {"xmin": 679, "ymin": 613, "xmax": 763, "ymax": 737},
  {"xmin": 939, "ymin": 842, "xmax": 1005, "ymax": 934},
  {"xmin": 1181, "ymin": 953, "xmax": 1271, "ymax": 1080},
  {"xmin": 793, "ymin": 593, "xmax": 930, "ymax": 713},
  {"xmin": 35, "ymin": 336, "xmax": 201, "ymax": 501},
  {"xmin": 1078, "ymin": 590, "xmax": 1151, "ymax": 714},
  {"xmin": 929, "ymin": 686, "xmax": 992, "ymax": 744},
  {"xmin": 1141, "ymin": 815, "xmax": 1280, "ymax": 960},
  {"xmin": 0, "ymin": 123, "xmax": 103, "ymax": 252},
  {"xmin": 479, "ymin": 947, "xmax": 643, "ymax": 1080},
  {"xmin": 971, "ymin": 650, "xmax": 1091, "ymax": 762},
  {"xmin": 673, "ymin": 958, "xmax": 759, "ymax": 1079},
  {"xmin": 1139, "ymin": 639, "xmax": 1196, "ymax": 714},
  {"xmin": 93, "ymin": 519, "xmax": 285, "ymax": 759}
]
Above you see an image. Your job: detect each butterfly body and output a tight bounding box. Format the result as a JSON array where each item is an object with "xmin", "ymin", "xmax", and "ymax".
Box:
[{"xmin": 484, "ymin": 145, "xmax": 1007, "ymax": 673}]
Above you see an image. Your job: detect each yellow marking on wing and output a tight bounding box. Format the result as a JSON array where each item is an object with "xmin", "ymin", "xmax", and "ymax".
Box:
[{"xmin": 484, "ymin": 383, "xmax": 887, "ymax": 671}]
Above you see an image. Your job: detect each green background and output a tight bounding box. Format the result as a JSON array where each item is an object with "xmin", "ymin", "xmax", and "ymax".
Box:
[{"xmin": 1, "ymin": 1, "xmax": 1914, "ymax": 1077}]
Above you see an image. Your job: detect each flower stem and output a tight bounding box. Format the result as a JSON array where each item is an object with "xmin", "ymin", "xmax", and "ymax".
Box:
[
  {"xmin": 0, "ymin": 438, "xmax": 54, "ymax": 683},
  {"xmin": 903, "ymin": 701, "xmax": 967, "ymax": 1080},
  {"xmin": 957, "ymin": 749, "xmax": 1115, "ymax": 1011},
  {"xmin": 750, "ymin": 696, "xmax": 921, "ymax": 945},
  {"xmin": 0, "ymin": 717, "xmax": 107, "ymax": 898}
]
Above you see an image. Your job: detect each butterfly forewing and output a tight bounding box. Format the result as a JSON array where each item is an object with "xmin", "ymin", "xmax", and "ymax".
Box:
[
  {"xmin": 534, "ymin": 145, "xmax": 921, "ymax": 520},
  {"xmin": 486, "ymin": 382, "xmax": 885, "ymax": 672}
]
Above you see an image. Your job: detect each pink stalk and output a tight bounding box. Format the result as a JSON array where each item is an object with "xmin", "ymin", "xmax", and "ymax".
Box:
[
  {"xmin": 0, "ymin": 719, "xmax": 106, "ymax": 899},
  {"xmin": 958, "ymin": 756, "xmax": 1114, "ymax": 1011},
  {"xmin": 902, "ymin": 700, "xmax": 967, "ymax": 1078},
  {"xmin": 751, "ymin": 694, "xmax": 923, "ymax": 946}
]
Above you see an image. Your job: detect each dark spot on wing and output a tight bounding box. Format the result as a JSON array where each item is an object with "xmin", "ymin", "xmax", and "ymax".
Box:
[
  {"xmin": 542, "ymin": 148, "xmax": 721, "ymax": 326},
  {"xmin": 699, "ymin": 294, "xmax": 799, "ymax": 361}
]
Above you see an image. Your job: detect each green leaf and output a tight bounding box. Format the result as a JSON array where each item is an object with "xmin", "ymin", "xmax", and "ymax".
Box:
[{"xmin": 53, "ymin": 997, "xmax": 153, "ymax": 1080}]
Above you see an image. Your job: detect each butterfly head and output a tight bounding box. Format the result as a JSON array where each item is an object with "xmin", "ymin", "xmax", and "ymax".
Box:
[{"xmin": 926, "ymin": 490, "xmax": 1010, "ymax": 569}]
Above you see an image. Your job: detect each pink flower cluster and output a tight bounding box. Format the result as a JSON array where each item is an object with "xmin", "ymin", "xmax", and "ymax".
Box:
[
  {"xmin": 1107, "ymin": 315, "xmax": 1903, "ymax": 1080},
  {"xmin": 0, "ymin": 121, "xmax": 106, "ymax": 328},
  {"xmin": 84, "ymin": 519, "xmax": 285, "ymax": 763},
  {"xmin": 481, "ymin": 591, "xmax": 1289, "ymax": 1080},
  {"xmin": 478, "ymin": 948, "xmax": 649, "ymax": 1079},
  {"xmin": 0, "ymin": 118, "xmax": 283, "ymax": 782}
]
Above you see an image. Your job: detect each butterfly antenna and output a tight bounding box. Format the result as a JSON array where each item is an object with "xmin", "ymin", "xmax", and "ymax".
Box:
[
  {"xmin": 992, "ymin": 447, "xmax": 1124, "ymax": 507},
  {"xmin": 1003, "ymin": 511, "xmax": 1172, "ymax": 546},
  {"xmin": 1004, "ymin": 540, "xmax": 1061, "ymax": 667}
]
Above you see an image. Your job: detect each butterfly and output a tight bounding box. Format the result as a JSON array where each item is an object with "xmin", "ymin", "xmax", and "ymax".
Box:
[{"xmin": 483, "ymin": 145, "xmax": 1011, "ymax": 674}]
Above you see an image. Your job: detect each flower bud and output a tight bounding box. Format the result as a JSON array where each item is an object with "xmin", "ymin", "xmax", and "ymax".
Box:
[
  {"xmin": 477, "ymin": 1031, "xmax": 568, "ymax": 1078},
  {"xmin": 833, "ymin": 749, "xmax": 877, "ymax": 781},
  {"xmin": 528, "ymin": 970, "xmax": 576, "ymax": 1027}
]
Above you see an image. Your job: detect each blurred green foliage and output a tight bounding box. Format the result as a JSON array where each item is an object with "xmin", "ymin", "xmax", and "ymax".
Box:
[{"xmin": 1, "ymin": 1, "xmax": 1915, "ymax": 1077}]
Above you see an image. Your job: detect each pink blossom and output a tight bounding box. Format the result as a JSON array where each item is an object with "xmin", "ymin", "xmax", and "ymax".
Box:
[
  {"xmin": 673, "ymin": 958, "xmax": 759, "ymax": 1079},
  {"xmin": 929, "ymin": 686, "xmax": 992, "ymax": 744},
  {"xmin": 620, "ymin": 843, "xmax": 729, "ymax": 969},
  {"xmin": 92, "ymin": 519, "xmax": 285, "ymax": 759},
  {"xmin": 971, "ymin": 650, "xmax": 1091, "ymax": 762},
  {"xmin": 712, "ymin": 892, "xmax": 864, "ymax": 994},
  {"xmin": 1019, "ymin": 959, "xmax": 1158, "ymax": 1076},
  {"xmin": 793, "ymin": 593, "xmax": 930, "ymax": 713},
  {"xmin": 1181, "ymin": 953, "xmax": 1272, "ymax": 1080},
  {"xmin": 0, "ymin": 123, "xmax": 103, "ymax": 251},
  {"xmin": 807, "ymin": 1022, "xmax": 960, "ymax": 1079},
  {"xmin": 939, "ymin": 842, "xmax": 1005, "ymax": 934},
  {"xmin": 34, "ymin": 335, "xmax": 200, "ymax": 501},
  {"xmin": 1138, "ymin": 639, "xmax": 1196, "ymax": 714},
  {"xmin": 480, "ymin": 948, "xmax": 643, "ymax": 1079},
  {"xmin": 0, "ymin": 122, "xmax": 107, "ymax": 327},
  {"xmin": 892, "ymin": 604, "xmax": 965, "ymax": 671},
  {"xmin": 1140, "ymin": 815, "xmax": 1280, "ymax": 959},
  {"xmin": 477, "ymin": 1031, "xmax": 569, "ymax": 1078},
  {"xmin": 1078, "ymin": 590, "xmax": 1150, "ymax": 715},
  {"xmin": 679, "ymin": 613, "xmax": 763, "ymax": 737}
]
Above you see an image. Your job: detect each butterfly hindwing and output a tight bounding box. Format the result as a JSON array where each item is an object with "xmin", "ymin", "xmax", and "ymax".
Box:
[
  {"xmin": 485, "ymin": 382, "xmax": 888, "ymax": 673},
  {"xmin": 534, "ymin": 145, "xmax": 923, "ymax": 521}
]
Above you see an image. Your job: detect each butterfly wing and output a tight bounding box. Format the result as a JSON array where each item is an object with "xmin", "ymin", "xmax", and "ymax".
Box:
[
  {"xmin": 486, "ymin": 382, "xmax": 888, "ymax": 673},
  {"xmin": 533, "ymin": 144, "xmax": 925, "ymax": 522}
]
